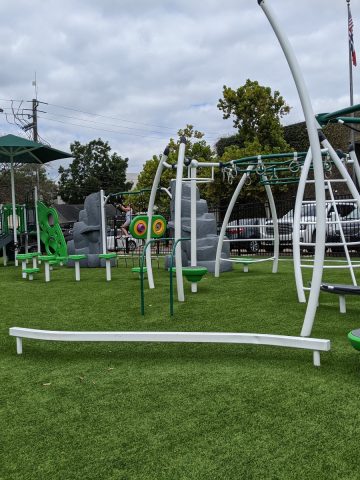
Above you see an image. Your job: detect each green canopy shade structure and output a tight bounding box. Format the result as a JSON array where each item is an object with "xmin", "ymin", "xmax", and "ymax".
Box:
[{"xmin": 0, "ymin": 134, "xmax": 72, "ymax": 264}]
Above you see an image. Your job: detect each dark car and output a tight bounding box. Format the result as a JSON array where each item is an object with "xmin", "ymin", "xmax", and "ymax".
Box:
[
  {"xmin": 226, "ymin": 218, "xmax": 265, "ymax": 254},
  {"xmin": 327, "ymin": 206, "xmax": 360, "ymax": 252}
]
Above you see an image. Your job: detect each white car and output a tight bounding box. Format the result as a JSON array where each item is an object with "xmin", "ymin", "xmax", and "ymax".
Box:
[{"xmin": 260, "ymin": 202, "xmax": 356, "ymax": 252}]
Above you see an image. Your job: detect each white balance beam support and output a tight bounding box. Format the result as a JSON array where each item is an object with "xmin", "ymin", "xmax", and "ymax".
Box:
[
  {"xmin": 339, "ymin": 295, "xmax": 346, "ymax": 314},
  {"xmin": 9, "ymin": 328, "xmax": 330, "ymax": 366}
]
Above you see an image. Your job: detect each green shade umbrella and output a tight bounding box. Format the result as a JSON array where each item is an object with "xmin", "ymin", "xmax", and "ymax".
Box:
[{"xmin": 0, "ymin": 134, "xmax": 72, "ymax": 263}]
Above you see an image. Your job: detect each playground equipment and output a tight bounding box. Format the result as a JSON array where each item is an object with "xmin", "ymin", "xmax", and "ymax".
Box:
[
  {"xmin": 215, "ymin": 155, "xmax": 281, "ymax": 277},
  {"xmin": 144, "ymin": 140, "xmax": 232, "ymax": 303},
  {"xmin": 0, "ymin": 134, "xmax": 71, "ymax": 264},
  {"xmin": 348, "ymin": 328, "xmax": 360, "ymax": 351},
  {"xmin": 37, "ymin": 202, "xmax": 67, "ymax": 258},
  {"xmin": 292, "ymin": 114, "xmax": 360, "ymax": 311},
  {"xmin": 10, "ymin": 1, "xmax": 340, "ymax": 366},
  {"xmin": 320, "ymin": 283, "xmax": 360, "ymax": 314}
]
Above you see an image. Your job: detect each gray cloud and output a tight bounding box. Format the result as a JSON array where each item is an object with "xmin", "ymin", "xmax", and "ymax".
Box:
[{"xmin": 0, "ymin": 0, "xmax": 359, "ymax": 176}]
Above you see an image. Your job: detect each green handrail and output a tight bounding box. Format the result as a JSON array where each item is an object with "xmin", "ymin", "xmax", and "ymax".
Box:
[
  {"xmin": 139, "ymin": 237, "xmax": 174, "ymax": 316},
  {"xmin": 317, "ymin": 103, "xmax": 360, "ymax": 123}
]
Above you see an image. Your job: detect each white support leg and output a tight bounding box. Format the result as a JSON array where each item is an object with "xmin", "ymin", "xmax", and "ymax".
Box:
[
  {"xmin": 16, "ymin": 337, "xmax": 22, "ymax": 354},
  {"xmin": 313, "ymin": 350, "xmax": 320, "ymax": 367},
  {"xmin": 339, "ymin": 295, "xmax": 346, "ymax": 314},
  {"xmin": 75, "ymin": 261, "xmax": 81, "ymax": 281},
  {"xmin": 28, "ymin": 274, "xmax": 33, "ymax": 281},
  {"xmin": 22, "ymin": 260, "xmax": 27, "ymax": 279},
  {"xmin": 105, "ymin": 260, "xmax": 111, "ymax": 281},
  {"xmin": 44, "ymin": 262, "xmax": 50, "ymax": 283},
  {"xmin": 32, "ymin": 257, "xmax": 37, "ymax": 269},
  {"xmin": 3, "ymin": 246, "xmax": 7, "ymax": 266},
  {"xmin": 243, "ymin": 265, "xmax": 249, "ymax": 273}
]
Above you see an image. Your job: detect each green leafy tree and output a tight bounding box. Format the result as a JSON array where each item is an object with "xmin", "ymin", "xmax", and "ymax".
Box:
[
  {"xmin": 135, "ymin": 125, "xmax": 215, "ymax": 213},
  {"xmin": 58, "ymin": 139, "xmax": 132, "ymax": 203},
  {"xmin": 217, "ymin": 79, "xmax": 291, "ymax": 150},
  {"xmin": 0, "ymin": 164, "xmax": 57, "ymax": 205}
]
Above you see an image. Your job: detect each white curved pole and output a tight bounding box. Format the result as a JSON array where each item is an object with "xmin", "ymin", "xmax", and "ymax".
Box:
[
  {"xmin": 146, "ymin": 146, "xmax": 169, "ymax": 289},
  {"xmin": 259, "ymin": 0, "xmax": 326, "ymax": 338},
  {"xmin": 349, "ymin": 145, "xmax": 360, "ymax": 187},
  {"xmin": 320, "ymin": 135, "xmax": 360, "ymax": 209},
  {"xmin": 263, "ymin": 177, "xmax": 279, "ymax": 273},
  {"xmin": 174, "ymin": 137, "xmax": 186, "ymax": 302},
  {"xmin": 215, "ymin": 164, "xmax": 255, "ymax": 277},
  {"xmin": 293, "ymin": 148, "xmax": 312, "ymax": 303}
]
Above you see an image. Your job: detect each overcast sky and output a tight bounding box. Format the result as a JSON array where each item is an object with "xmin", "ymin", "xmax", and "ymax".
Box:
[{"xmin": 0, "ymin": 0, "xmax": 359, "ymax": 179}]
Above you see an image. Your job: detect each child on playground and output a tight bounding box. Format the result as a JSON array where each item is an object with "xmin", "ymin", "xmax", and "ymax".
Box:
[{"xmin": 118, "ymin": 203, "xmax": 133, "ymax": 237}]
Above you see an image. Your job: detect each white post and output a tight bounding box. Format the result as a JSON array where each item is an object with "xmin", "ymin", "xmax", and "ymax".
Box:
[
  {"xmin": 215, "ymin": 164, "xmax": 255, "ymax": 277},
  {"xmin": 10, "ymin": 157, "xmax": 18, "ymax": 266},
  {"xmin": 75, "ymin": 261, "xmax": 81, "ymax": 281},
  {"xmin": 21, "ymin": 260, "xmax": 27, "ymax": 278},
  {"xmin": 174, "ymin": 137, "xmax": 186, "ymax": 302},
  {"xmin": 259, "ymin": 0, "xmax": 326, "ymax": 338},
  {"xmin": 23, "ymin": 205, "xmax": 28, "ymax": 254},
  {"xmin": 44, "ymin": 262, "xmax": 50, "ymax": 282},
  {"xmin": 313, "ymin": 351, "xmax": 321, "ymax": 367},
  {"xmin": 146, "ymin": 146, "xmax": 170, "ymax": 289},
  {"xmin": 339, "ymin": 295, "xmax": 346, "ymax": 314},
  {"xmin": 34, "ymin": 186, "xmax": 41, "ymax": 254},
  {"xmin": 190, "ymin": 166, "xmax": 197, "ymax": 293},
  {"xmin": 32, "ymin": 256, "xmax": 37, "ymax": 269},
  {"xmin": 2, "ymin": 246, "xmax": 7, "ymax": 266},
  {"xmin": 100, "ymin": 190, "xmax": 107, "ymax": 255},
  {"xmin": 16, "ymin": 337, "xmax": 23, "ymax": 354},
  {"xmin": 106, "ymin": 260, "xmax": 111, "ymax": 281}
]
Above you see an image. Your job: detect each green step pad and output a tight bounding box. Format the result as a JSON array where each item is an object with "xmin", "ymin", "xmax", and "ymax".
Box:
[
  {"xmin": 23, "ymin": 268, "xmax": 40, "ymax": 274},
  {"xmin": 17, "ymin": 252, "xmax": 40, "ymax": 261},
  {"xmin": 99, "ymin": 253, "xmax": 117, "ymax": 259},
  {"xmin": 38, "ymin": 255, "xmax": 57, "ymax": 261},
  {"xmin": 132, "ymin": 267, "xmax": 147, "ymax": 274},
  {"xmin": 68, "ymin": 254, "xmax": 87, "ymax": 261}
]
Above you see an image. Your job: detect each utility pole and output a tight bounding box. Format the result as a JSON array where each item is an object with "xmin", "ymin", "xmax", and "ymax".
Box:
[{"xmin": 32, "ymin": 98, "xmax": 40, "ymax": 192}]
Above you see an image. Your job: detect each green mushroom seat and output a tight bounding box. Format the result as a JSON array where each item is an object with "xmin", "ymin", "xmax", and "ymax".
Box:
[
  {"xmin": 181, "ymin": 266, "xmax": 208, "ymax": 283},
  {"xmin": 348, "ymin": 329, "xmax": 360, "ymax": 351}
]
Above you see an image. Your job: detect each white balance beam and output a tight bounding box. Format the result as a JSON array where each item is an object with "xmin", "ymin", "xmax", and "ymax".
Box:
[{"xmin": 9, "ymin": 327, "xmax": 330, "ymax": 366}]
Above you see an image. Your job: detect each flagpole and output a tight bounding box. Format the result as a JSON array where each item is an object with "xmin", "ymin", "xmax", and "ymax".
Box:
[{"xmin": 347, "ymin": 0, "xmax": 356, "ymax": 184}]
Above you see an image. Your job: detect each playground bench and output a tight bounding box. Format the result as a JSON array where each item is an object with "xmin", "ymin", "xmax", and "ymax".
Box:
[{"xmin": 320, "ymin": 283, "xmax": 360, "ymax": 313}]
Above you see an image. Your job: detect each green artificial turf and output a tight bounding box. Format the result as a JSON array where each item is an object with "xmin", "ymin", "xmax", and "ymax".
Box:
[{"xmin": 1, "ymin": 258, "xmax": 360, "ymax": 479}]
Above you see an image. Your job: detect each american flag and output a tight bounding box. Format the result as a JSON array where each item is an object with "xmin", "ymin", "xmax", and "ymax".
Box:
[{"xmin": 349, "ymin": 5, "xmax": 357, "ymax": 67}]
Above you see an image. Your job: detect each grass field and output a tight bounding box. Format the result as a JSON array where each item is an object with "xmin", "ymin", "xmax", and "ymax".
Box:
[{"xmin": 1, "ymin": 257, "xmax": 360, "ymax": 480}]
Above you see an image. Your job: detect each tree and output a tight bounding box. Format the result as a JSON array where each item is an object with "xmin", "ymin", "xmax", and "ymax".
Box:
[
  {"xmin": 58, "ymin": 139, "xmax": 132, "ymax": 204},
  {"xmin": 135, "ymin": 125, "xmax": 215, "ymax": 213},
  {"xmin": 0, "ymin": 164, "xmax": 57, "ymax": 205},
  {"xmin": 217, "ymin": 79, "xmax": 291, "ymax": 150}
]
